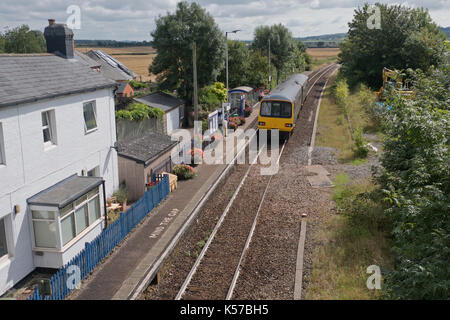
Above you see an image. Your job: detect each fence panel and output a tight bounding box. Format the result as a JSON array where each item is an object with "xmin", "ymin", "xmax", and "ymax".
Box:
[{"xmin": 29, "ymin": 176, "xmax": 169, "ymax": 300}]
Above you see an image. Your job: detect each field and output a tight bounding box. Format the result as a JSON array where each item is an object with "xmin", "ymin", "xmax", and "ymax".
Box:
[
  {"xmin": 76, "ymin": 46, "xmax": 157, "ymax": 82},
  {"xmin": 307, "ymin": 48, "xmax": 340, "ymax": 70}
]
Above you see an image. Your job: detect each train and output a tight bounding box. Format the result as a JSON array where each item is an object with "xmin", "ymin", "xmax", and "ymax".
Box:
[{"xmin": 257, "ymin": 73, "xmax": 310, "ymax": 139}]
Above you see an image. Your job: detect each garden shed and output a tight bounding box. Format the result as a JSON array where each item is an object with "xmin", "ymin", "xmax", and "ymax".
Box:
[
  {"xmin": 134, "ymin": 92, "xmax": 185, "ymax": 135},
  {"xmin": 117, "ymin": 131, "xmax": 183, "ymax": 201}
]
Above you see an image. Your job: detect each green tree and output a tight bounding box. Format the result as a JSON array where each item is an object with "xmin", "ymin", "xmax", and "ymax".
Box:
[
  {"xmin": 149, "ymin": 2, "xmax": 225, "ymax": 104},
  {"xmin": 246, "ymin": 50, "xmax": 270, "ymax": 88},
  {"xmin": 252, "ymin": 24, "xmax": 296, "ymax": 85},
  {"xmin": 339, "ymin": 3, "xmax": 446, "ymax": 88},
  {"xmin": 2, "ymin": 25, "xmax": 46, "ymax": 53},
  {"xmin": 218, "ymin": 40, "xmax": 250, "ymax": 89}
]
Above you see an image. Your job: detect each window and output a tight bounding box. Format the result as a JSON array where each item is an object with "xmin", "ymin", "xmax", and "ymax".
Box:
[
  {"xmin": 59, "ymin": 187, "xmax": 101, "ymax": 246},
  {"xmin": 31, "ymin": 210, "xmax": 57, "ymax": 249},
  {"xmin": 260, "ymin": 101, "xmax": 292, "ymax": 118},
  {"xmin": 0, "ymin": 217, "xmax": 8, "ymax": 259},
  {"xmin": 42, "ymin": 111, "xmax": 56, "ymax": 146},
  {"xmin": 83, "ymin": 101, "xmax": 97, "ymax": 133},
  {"xmin": 87, "ymin": 166, "xmax": 100, "ymax": 177},
  {"xmin": 0, "ymin": 123, "xmax": 5, "ymax": 165}
]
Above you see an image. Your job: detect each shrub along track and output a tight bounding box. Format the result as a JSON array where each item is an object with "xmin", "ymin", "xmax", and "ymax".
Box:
[{"xmin": 140, "ymin": 64, "xmax": 337, "ymax": 300}]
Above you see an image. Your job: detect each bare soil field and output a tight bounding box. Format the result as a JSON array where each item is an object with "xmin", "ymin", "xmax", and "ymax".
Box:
[{"xmin": 76, "ymin": 46, "xmax": 157, "ymax": 82}]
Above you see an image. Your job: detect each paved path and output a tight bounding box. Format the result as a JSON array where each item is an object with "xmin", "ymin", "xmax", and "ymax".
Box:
[{"xmin": 70, "ymin": 105, "xmax": 260, "ymax": 300}]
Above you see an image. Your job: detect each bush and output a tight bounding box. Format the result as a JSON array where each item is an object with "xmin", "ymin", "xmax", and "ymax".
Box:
[
  {"xmin": 334, "ymin": 79, "xmax": 349, "ymax": 115},
  {"xmin": 116, "ymin": 103, "xmax": 164, "ymax": 121},
  {"xmin": 172, "ymin": 164, "xmax": 196, "ymax": 180},
  {"xmin": 353, "ymin": 128, "xmax": 369, "ymax": 158},
  {"xmin": 129, "ymin": 80, "xmax": 147, "ymax": 90},
  {"xmin": 112, "ymin": 186, "xmax": 128, "ymax": 204}
]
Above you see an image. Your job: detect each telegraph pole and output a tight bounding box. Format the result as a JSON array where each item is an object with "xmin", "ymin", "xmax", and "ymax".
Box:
[
  {"xmin": 193, "ymin": 41, "xmax": 198, "ymax": 122},
  {"xmin": 268, "ymin": 38, "xmax": 271, "ymax": 91}
]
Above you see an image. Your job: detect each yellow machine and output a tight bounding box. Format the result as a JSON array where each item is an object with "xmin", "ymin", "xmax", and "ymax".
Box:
[{"xmin": 376, "ymin": 67, "xmax": 414, "ymax": 101}]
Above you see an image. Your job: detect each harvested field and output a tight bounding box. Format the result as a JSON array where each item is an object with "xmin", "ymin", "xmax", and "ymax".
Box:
[
  {"xmin": 306, "ymin": 48, "xmax": 340, "ymax": 59},
  {"xmin": 75, "ymin": 46, "xmax": 157, "ymax": 82}
]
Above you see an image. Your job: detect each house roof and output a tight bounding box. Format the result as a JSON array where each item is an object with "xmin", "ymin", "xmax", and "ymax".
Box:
[
  {"xmin": 117, "ymin": 82, "xmax": 132, "ymax": 94},
  {"xmin": 74, "ymin": 51, "xmax": 101, "ymax": 68},
  {"xmin": 0, "ymin": 54, "xmax": 117, "ymax": 108},
  {"xmin": 27, "ymin": 174, "xmax": 104, "ymax": 209},
  {"xmin": 117, "ymin": 130, "xmax": 178, "ymax": 166},
  {"xmin": 134, "ymin": 92, "xmax": 185, "ymax": 113},
  {"xmin": 85, "ymin": 50, "xmax": 136, "ymax": 81},
  {"xmin": 229, "ymin": 86, "xmax": 254, "ymax": 94}
]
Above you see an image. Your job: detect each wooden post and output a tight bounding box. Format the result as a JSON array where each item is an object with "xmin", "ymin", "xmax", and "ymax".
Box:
[{"xmin": 193, "ymin": 41, "xmax": 198, "ymax": 122}]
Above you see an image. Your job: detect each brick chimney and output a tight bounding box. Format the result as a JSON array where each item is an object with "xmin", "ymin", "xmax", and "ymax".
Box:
[{"xmin": 44, "ymin": 19, "xmax": 74, "ymax": 59}]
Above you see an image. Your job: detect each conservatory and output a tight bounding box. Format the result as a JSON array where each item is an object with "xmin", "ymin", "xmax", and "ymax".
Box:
[{"xmin": 27, "ymin": 174, "xmax": 106, "ymax": 268}]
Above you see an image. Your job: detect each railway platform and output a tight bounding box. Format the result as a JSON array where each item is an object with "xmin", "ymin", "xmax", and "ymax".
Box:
[{"xmin": 69, "ymin": 104, "xmax": 260, "ymax": 300}]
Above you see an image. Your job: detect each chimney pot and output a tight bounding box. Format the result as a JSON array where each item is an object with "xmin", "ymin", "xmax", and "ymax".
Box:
[{"xmin": 48, "ymin": 19, "xmax": 55, "ymax": 26}]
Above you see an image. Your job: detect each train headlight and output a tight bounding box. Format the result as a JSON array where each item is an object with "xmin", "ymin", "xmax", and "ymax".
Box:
[
  {"xmin": 285, "ymin": 123, "xmax": 293, "ymax": 127},
  {"xmin": 258, "ymin": 122, "xmax": 266, "ymax": 126}
]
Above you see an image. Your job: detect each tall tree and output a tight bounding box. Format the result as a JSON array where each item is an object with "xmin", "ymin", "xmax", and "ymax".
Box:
[
  {"xmin": 149, "ymin": 2, "xmax": 225, "ymax": 104},
  {"xmin": 246, "ymin": 50, "xmax": 271, "ymax": 88},
  {"xmin": 1, "ymin": 25, "xmax": 46, "ymax": 53},
  {"xmin": 339, "ymin": 3, "xmax": 446, "ymax": 88},
  {"xmin": 218, "ymin": 40, "xmax": 250, "ymax": 89},
  {"xmin": 252, "ymin": 24, "xmax": 296, "ymax": 85}
]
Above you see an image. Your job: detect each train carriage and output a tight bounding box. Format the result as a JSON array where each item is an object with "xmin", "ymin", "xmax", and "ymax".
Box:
[{"xmin": 257, "ymin": 73, "xmax": 310, "ymax": 139}]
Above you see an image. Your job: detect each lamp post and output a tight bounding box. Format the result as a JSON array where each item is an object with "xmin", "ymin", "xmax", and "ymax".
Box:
[{"xmin": 225, "ymin": 29, "xmax": 241, "ymax": 103}]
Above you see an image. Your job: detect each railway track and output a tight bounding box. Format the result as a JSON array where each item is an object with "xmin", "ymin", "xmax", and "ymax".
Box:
[{"xmin": 174, "ymin": 63, "xmax": 339, "ymax": 300}]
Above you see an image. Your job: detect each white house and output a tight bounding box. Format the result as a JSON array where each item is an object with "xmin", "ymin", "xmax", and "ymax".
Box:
[{"xmin": 0, "ymin": 20, "xmax": 119, "ymax": 296}]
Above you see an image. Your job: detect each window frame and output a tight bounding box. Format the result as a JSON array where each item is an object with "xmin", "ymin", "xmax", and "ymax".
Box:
[
  {"xmin": 83, "ymin": 101, "xmax": 98, "ymax": 134},
  {"xmin": 0, "ymin": 216, "xmax": 9, "ymax": 261},
  {"xmin": 41, "ymin": 110, "xmax": 57, "ymax": 147},
  {"xmin": 259, "ymin": 100, "xmax": 293, "ymax": 119},
  {"xmin": 31, "ymin": 209, "xmax": 58, "ymax": 249},
  {"xmin": 58, "ymin": 187, "xmax": 101, "ymax": 247}
]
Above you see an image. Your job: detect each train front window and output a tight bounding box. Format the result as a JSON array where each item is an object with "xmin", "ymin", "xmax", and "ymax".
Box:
[{"xmin": 260, "ymin": 101, "xmax": 292, "ymax": 118}]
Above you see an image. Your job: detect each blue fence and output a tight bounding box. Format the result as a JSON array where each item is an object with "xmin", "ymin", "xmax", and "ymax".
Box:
[{"xmin": 29, "ymin": 175, "xmax": 170, "ymax": 300}]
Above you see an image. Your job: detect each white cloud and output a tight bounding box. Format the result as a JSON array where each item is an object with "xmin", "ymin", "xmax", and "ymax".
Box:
[{"xmin": 0, "ymin": 0, "xmax": 448, "ymax": 40}]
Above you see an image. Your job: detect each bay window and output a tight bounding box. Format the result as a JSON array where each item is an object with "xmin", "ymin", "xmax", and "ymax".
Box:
[
  {"xmin": 59, "ymin": 187, "xmax": 101, "ymax": 246},
  {"xmin": 28, "ymin": 175, "xmax": 104, "ymax": 251},
  {"xmin": 31, "ymin": 210, "xmax": 58, "ymax": 248}
]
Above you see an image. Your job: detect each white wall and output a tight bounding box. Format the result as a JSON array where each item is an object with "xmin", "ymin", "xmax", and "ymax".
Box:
[
  {"xmin": 166, "ymin": 107, "xmax": 180, "ymax": 135},
  {"xmin": 0, "ymin": 88, "xmax": 119, "ymax": 296}
]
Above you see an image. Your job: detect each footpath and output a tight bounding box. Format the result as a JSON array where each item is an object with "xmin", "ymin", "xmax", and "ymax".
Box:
[{"xmin": 70, "ymin": 105, "xmax": 260, "ymax": 300}]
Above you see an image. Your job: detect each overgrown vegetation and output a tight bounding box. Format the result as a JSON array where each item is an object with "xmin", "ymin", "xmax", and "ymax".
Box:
[
  {"xmin": 307, "ymin": 176, "xmax": 392, "ymax": 300},
  {"xmin": 376, "ymin": 65, "xmax": 449, "ymax": 299},
  {"xmin": 115, "ymin": 102, "xmax": 164, "ymax": 121}
]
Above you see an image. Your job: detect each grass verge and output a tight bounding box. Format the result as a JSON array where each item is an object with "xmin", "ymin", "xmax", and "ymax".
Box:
[
  {"xmin": 306, "ymin": 71, "xmax": 392, "ymax": 300},
  {"xmin": 306, "ymin": 176, "xmax": 392, "ymax": 299}
]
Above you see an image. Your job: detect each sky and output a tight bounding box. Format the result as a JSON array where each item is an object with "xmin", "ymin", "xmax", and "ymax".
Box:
[{"xmin": 1, "ymin": 0, "xmax": 449, "ymax": 41}]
